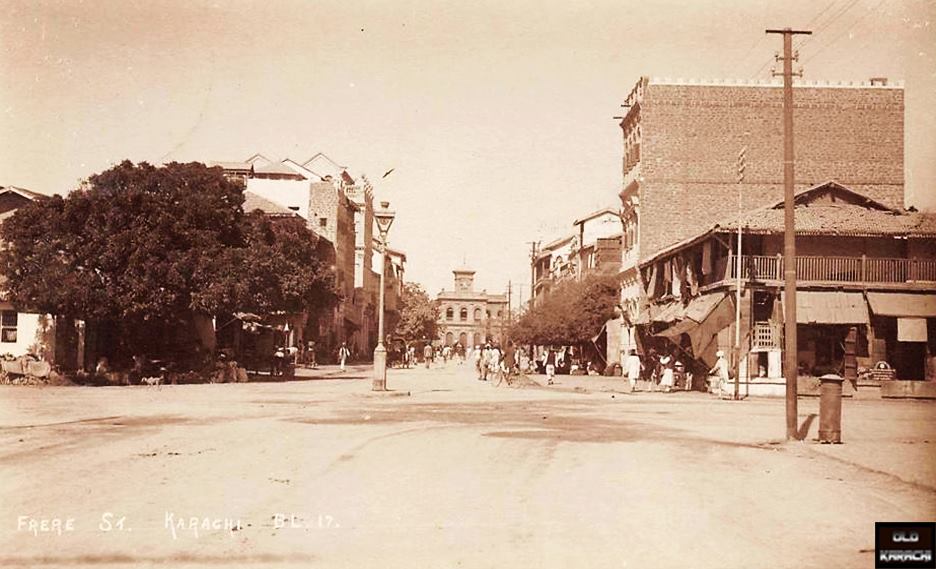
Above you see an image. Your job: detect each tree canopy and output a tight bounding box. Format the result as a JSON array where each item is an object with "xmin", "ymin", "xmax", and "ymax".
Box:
[
  {"xmin": 509, "ymin": 274, "xmax": 619, "ymax": 345},
  {"xmin": 0, "ymin": 160, "xmax": 336, "ymax": 363},
  {"xmin": 392, "ymin": 282, "xmax": 440, "ymax": 342}
]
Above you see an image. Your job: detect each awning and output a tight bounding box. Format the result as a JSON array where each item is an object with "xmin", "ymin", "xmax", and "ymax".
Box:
[
  {"xmin": 867, "ymin": 292, "xmax": 936, "ymax": 318},
  {"xmin": 684, "ymin": 293, "xmax": 727, "ymax": 323},
  {"xmin": 650, "ymin": 300, "xmax": 686, "ymax": 325},
  {"xmin": 783, "ymin": 291, "xmax": 869, "ymax": 324},
  {"xmin": 654, "ymin": 318, "xmax": 696, "ymax": 338}
]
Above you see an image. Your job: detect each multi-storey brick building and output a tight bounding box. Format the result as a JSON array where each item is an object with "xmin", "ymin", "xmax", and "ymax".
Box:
[
  {"xmin": 436, "ymin": 269, "xmax": 508, "ymax": 348},
  {"xmin": 617, "ymin": 76, "xmax": 905, "ymax": 361}
]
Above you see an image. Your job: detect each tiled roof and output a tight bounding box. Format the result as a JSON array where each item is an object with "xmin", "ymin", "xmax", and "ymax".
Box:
[
  {"xmin": 639, "ymin": 181, "xmax": 936, "ymax": 267},
  {"xmin": 243, "ymin": 191, "xmax": 299, "ymax": 217},
  {"xmin": 729, "ymin": 205, "xmax": 936, "ymax": 237}
]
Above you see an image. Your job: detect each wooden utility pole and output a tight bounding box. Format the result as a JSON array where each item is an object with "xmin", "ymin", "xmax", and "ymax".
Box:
[
  {"xmin": 507, "ymin": 280, "xmax": 512, "ymax": 325},
  {"xmin": 767, "ymin": 27, "xmax": 811, "ymax": 440},
  {"xmin": 527, "ymin": 241, "xmax": 539, "ymax": 308}
]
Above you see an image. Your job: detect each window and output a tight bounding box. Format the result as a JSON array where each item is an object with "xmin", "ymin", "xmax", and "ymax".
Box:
[
  {"xmin": 445, "ymin": 307, "xmax": 453, "ymax": 321},
  {"xmin": 319, "ymin": 218, "xmax": 328, "ymax": 228},
  {"xmin": 1, "ymin": 310, "xmax": 17, "ymax": 343},
  {"xmin": 473, "ymin": 308, "xmax": 481, "ymax": 321},
  {"xmin": 496, "ymin": 311, "xmax": 502, "ymax": 318},
  {"xmin": 460, "ymin": 308, "xmax": 468, "ymax": 321}
]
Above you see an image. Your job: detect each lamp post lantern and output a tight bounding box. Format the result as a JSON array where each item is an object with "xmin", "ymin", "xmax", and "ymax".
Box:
[{"xmin": 372, "ymin": 201, "xmax": 396, "ymax": 391}]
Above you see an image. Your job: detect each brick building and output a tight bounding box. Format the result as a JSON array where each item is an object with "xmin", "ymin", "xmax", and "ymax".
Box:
[
  {"xmin": 436, "ymin": 269, "xmax": 508, "ymax": 348},
  {"xmin": 617, "ymin": 76, "xmax": 905, "ymax": 361}
]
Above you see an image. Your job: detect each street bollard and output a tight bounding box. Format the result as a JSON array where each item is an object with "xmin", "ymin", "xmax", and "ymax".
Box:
[{"xmin": 818, "ymin": 374, "xmax": 844, "ymax": 444}]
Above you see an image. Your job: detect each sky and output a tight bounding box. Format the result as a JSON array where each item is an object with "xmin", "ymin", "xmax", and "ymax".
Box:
[{"xmin": 2, "ymin": 0, "xmax": 934, "ymax": 304}]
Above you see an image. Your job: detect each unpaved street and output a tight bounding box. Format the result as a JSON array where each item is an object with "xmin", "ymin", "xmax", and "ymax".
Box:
[{"xmin": 1, "ymin": 364, "xmax": 934, "ymax": 568}]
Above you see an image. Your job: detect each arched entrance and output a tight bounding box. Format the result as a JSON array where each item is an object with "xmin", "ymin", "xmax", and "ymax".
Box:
[
  {"xmin": 445, "ymin": 332, "xmax": 454, "ymax": 346},
  {"xmin": 458, "ymin": 332, "xmax": 467, "ymax": 347}
]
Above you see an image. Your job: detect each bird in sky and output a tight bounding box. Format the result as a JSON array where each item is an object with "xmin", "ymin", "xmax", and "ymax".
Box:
[{"xmin": 382, "ymin": 168, "xmax": 395, "ymax": 179}]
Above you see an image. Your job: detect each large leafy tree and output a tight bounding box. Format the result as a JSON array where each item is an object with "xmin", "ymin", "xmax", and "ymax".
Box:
[
  {"xmin": 392, "ymin": 282, "xmax": 440, "ymax": 342},
  {"xmin": 0, "ymin": 160, "xmax": 335, "ymax": 365},
  {"xmin": 510, "ymin": 274, "xmax": 619, "ymax": 345}
]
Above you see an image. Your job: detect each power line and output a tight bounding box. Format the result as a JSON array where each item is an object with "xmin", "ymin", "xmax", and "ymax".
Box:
[
  {"xmin": 751, "ymin": 0, "xmax": 863, "ymax": 78},
  {"xmin": 802, "ymin": 0, "xmax": 886, "ymax": 65}
]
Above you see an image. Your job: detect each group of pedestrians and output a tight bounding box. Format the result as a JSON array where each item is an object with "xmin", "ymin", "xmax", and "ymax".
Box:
[
  {"xmin": 473, "ymin": 341, "xmax": 518, "ymax": 384},
  {"xmin": 624, "ymin": 347, "xmax": 732, "ymax": 394}
]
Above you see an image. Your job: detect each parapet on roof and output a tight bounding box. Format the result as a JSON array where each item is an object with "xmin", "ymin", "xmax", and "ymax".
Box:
[{"xmin": 646, "ymin": 77, "xmax": 904, "ymax": 89}]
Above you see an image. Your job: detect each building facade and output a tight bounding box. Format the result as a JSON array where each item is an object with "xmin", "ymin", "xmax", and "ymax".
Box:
[
  {"xmin": 436, "ymin": 269, "xmax": 508, "ymax": 348},
  {"xmin": 617, "ymin": 76, "xmax": 905, "ymax": 367},
  {"xmin": 0, "ymin": 186, "xmax": 56, "ymax": 361},
  {"xmin": 216, "ymin": 153, "xmax": 401, "ymax": 360},
  {"xmin": 637, "ymin": 182, "xmax": 936, "ymax": 393}
]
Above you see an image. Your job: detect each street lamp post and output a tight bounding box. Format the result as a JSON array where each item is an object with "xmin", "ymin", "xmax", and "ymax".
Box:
[{"xmin": 372, "ymin": 201, "xmax": 396, "ymax": 391}]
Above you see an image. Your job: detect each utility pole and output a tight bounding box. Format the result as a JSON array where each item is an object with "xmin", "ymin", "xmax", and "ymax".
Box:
[
  {"xmin": 767, "ymin": 27, "xmax": 811, "ymax": 440},
  {"xmin": 527, "ymin": 241, "xmax": 539, "ymax": 309},
  {"xmin": 507, "ymin": 280, "xmax": 512, "ymax": 325},
  {"xmin": 735, "ymin": 145, "xmax": 746, "ymax": 401}
]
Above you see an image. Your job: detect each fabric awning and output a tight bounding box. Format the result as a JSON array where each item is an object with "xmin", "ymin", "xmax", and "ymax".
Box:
[
  {"xmin": 684, "ymin": 293, "xmax": 727, "ymax": 323},
  {"xmin": 654, "ymin": 318, "xmax": 696, "ymax": 338},
  {"xmin": 867, "ymin": 292, "xmax": 936, "ymax": 318},
  {"xmin": 650, "ymin": 300, "xmax": 686, "ymax": 325},
  {"xmin": 784, "ymin": 291, "xmax": 869, "ymax": 324}
]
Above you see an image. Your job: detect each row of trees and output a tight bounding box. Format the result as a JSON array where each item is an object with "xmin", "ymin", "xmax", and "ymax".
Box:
[
  {"xmin": 508, "ymin": 273, "xmax": 619, "ymax": 346},
  {"xmin": 0, "ymin": 161, "xmax": 337, "ymax": 367}
]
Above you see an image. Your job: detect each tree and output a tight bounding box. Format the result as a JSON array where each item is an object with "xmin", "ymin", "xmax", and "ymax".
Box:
[
  {"xmin": 393, "ymin": 282, "xmax": 440, "ymax": 342},
  {"xmin": 509, "ymin": 274, "xmax": 619, "ymax": 345},
  {"xmin": 0, "ymin": 160, "xmax": 336, "ymax": 366}
]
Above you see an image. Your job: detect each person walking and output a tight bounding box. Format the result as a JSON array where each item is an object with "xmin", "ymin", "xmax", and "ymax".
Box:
[
  {"xmin": 423, "ymin": 343, "xmax": 433, "ymax": 369},
  {"xmin": 473, "ymin": 345, "xmax": 483, "ymax": 380},
  {"xmin": 659, "ymin": 352, "xmax": 675, "ymax": 392},
  {"xmin": 544, "ymin": 347, "xmax": 557, "ymax": 385},
  {"xmin": 709, "ymin": 350, "xmax": 730, "ymax": 396},
  {"xmin": 626, "ymin": 349, "xmax": 643, "ymax": 392},
  {"xmin": 337, "ymin": 342, "xmax": 350, "ymax": 372},
  {"xmin": 489, "ymin": 343, "xmax": 503, "ymax": 384},
  {"xmin": 480, "ymin": 344, "xmax": 492, "ymax": 381}
]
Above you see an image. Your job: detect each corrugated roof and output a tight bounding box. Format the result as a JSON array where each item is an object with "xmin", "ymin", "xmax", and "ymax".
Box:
[
  {"xmin": 243, "ymin": 191, "xmax": 299, "ymax": 217},
  {"xmin": 0, "ymin": 185, "xmax": 45, "ymax": 200},
  {"xmin": 573, "ymin": 208, "xmax": 619, "ymax": 227},
  {"xmin": 211, "ymin": 161, "xmax": 253, "ymax": 171},
  {"xmin": 254, "ymin": 161, "xmax": 307, "ymax": 177}
]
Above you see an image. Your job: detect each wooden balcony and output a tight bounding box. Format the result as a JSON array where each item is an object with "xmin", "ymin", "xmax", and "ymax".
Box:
[{"xmin": 725, "ymin": 254, "xmax": 936, "ymax": 285}]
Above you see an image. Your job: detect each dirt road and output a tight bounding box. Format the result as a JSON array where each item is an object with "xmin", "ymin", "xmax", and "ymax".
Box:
[{"xmin": 1, "ymin": 363, "xmax": 933, "ymax": 568}]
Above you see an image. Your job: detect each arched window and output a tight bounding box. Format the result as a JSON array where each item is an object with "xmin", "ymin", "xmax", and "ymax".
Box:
[
  {"xmin": 445, "ymin": 307, "xmax": 453, "ymax": 320},
  {"xmin": 460, "ymin": 308, "xmax": 468, "ymax": 321},
  {"xmin": 496, "ymin": 310, "xmax": 502, "ymax": 318},
  {"xmin": 473, "ymin": 308, "xmax": 482, "ymax": 321}
]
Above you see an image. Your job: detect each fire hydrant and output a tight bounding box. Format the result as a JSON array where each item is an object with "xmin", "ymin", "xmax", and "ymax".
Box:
[{"xmin": 818, "ymin": 374, "xmax": 845, "ymax": 444}]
